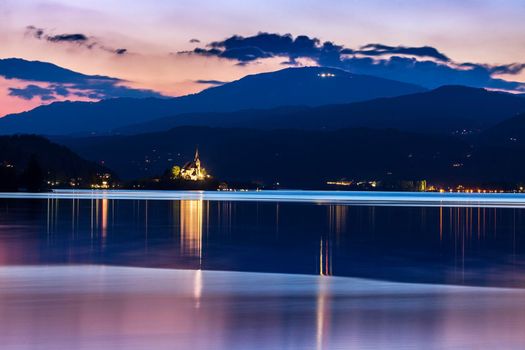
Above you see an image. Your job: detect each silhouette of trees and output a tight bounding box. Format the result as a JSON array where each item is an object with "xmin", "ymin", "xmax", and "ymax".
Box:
[
  {"xmin": 21, "ymin": 155, "xmax": 44, "ymax": 192},
  {"xmin": 0, "ymin": 163, "xmax": 17, "ymax": 191}
]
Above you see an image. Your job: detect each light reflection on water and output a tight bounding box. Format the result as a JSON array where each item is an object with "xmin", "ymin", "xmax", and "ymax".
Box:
[
  {"xmin": 1, "ymin": 197, "xmax": 525, "ymax": 286},
  {"xmin": 180, "ymin": 200, "xmax": 203, "ymax": 259},
  {"xmin": 1, "ymin": 266, "xmax": 525, "ymax": 350},
  {"xmin": 2, "ymin": 195, "xmax": 525, "ymax": 348}
]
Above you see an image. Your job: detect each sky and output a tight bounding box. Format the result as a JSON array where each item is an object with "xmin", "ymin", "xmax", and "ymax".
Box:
[{"xmin": 1, "ymin": 0, "xmax": 525, "ymax": 116}]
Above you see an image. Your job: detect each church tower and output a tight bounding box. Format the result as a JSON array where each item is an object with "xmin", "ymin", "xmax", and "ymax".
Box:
[
  {"xmin": 194, "ymin": 148, "xmax": 201, "ymax": 170},
  {"xmin": 179, "ymin": 147, "xmax": 209, "ymax": 181}
]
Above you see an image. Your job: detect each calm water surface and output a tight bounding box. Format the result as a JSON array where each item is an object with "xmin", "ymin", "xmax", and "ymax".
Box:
[
  {"xmin": 2, "ymin": 192, "xmax": 525, "ymax": 349},
  {"xmin": 1, "ymin": 194, "xmax": 525, "ymax": 286}
]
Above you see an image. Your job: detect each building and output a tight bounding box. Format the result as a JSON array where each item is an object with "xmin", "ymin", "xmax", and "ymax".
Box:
[{"xmin": 179, "ymin": 148, "xmax": 209, "ymax": 181}]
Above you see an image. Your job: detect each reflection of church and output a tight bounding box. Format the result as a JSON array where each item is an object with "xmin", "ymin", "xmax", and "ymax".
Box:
[
  {"xmin": 180, "ymin": 199, "xmax": 204, "ymax": 259},
  {"xmin": 180, "ymin": 148, "xmax": 209, "ymax": 181}
]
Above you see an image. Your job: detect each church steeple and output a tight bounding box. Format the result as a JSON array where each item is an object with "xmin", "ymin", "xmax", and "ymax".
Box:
[
  {"xmin": 194, "ymin": 147, "xmax": 200, "ymax": 162},
  {"xmin": 178, "ymin": 146, "xmax": 208, "ymax": 181},
  {"xmin": 194, "ymin": 147, "xmax": 201, "ymax": 169}
]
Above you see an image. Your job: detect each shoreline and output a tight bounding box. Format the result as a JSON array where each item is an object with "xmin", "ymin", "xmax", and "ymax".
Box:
[{"xmin": 0, "ymin": 189, "xmax": 525, "ymax": 208}]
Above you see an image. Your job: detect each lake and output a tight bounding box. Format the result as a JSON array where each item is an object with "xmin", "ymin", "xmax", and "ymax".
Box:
[{"xmin": 2, "ymin": 190, "xmax": 525, "ymax": 349}]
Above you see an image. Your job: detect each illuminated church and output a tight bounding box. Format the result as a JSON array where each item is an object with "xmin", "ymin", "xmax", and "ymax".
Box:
[{"xmin": 180, "ymin": 148, "xmax": 209, "ymax": 181}]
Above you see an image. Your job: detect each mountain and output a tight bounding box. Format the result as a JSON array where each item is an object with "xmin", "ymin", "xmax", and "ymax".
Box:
[
  {"xmin": 115, "ymin": 106, "xmax": 312, "ymax": 134},
  {"xmin": 117, "ymin": 86, "xmax": 525, "ymax": 135},
  {"xmin": 171, "ymin": 66, "xmax": 425, "ymax": 110},
  {"xmin": 0, "ymin": 58, "xmax": 112, "ymax": 83},
  {"xmin": 58, "ymin": 124, "xmax": 525, "ymax": 187},
  {"xmin": 0, "ymin": 98, "xmax": 177, "ymax": 136},
  {"xmin": 477, "ymin": 113, "xmax": 525, "ymax": 146},
  {"xmin": 0, "ymin": 66, "xmax": 424, "ymax": 135},
  {"xmin": 0, "ymin": 58, "xmax": 166, "ymax": 103},
  {"xmin": 57, "ymin": 126, "xmax": 470, "ymax": 186},
  {"xmin": 448, "ymin": 113, "xmax": 525, "ymax": 184},
  {"xmin": 0, "ymin": 135, "xmax": 111, "ymax": 190}
]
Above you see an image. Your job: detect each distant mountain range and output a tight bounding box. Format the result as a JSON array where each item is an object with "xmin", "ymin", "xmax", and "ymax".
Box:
[
  {"xmin": 57, "ymin": 126, "xmax": 469, "ymax": 185},
  {"xmin": 54, "ymin": 106, "xmax": 525, "ymax": 187},
  {"xmin": 0, "ymin": 66, "xmax": 424, "ymax": 135},
  {"xmin": 4, "ymin": 62, "xmax": 524, "ymax": 137},
  {"xmin": 4, "ymin": 60, "xmax": 525, "ymax": 188},
  {"xmin": 117, "ymin": 85, "xmax": 525, "ymax": 135}
]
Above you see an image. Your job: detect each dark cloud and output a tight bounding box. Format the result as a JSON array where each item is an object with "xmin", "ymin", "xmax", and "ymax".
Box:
[
  {"xmin": 190, "ymin": 33, "xmax": 330, "ymax": 63},
  {"xmin": 189, "ymin": 38, "xmax": 201, "ymax": 43},
  {"xmin": 189, "ymin": 46, "xmax": 271, "ymax": 63},
  {"xmin": 195, "ymin": 79, "xmax": 227, "ymax": 86},
  {"xmin": 8, "ymin": 84, "xmax": 58, "ymax": 101},
  {"xmin": 192, "ymin": 47, "xmax": 222, "ymax": 57},
  {"xmin": 356, "ymin": 44, "xmax": 450, "ymax": 62},
  {"xmin": 25, "ymin": 26, "xmax": 127, "ymax": 55},
  {"xmin": 337, "ymin": 56, "xmax": 525, "ymax": 92},
  {"xmin": 1, "ymin": 58, "xmax": 166, "ymax": 101},
  {"xmin": 47, "ymin": 33, "xmax": 88, "ymax": 43},
  {"xmin": 186, "ymin": 33, "xmax": 440, "ymax": 63},
  {"xmin": 26, "ymin": 25, "xmax": 44, "ymax": 39},
  {"xmin": 186, "ymin": 32, "xmax": 525, "ymax": 92},
  {"xmin": 487, "ymin": 63, "xmax": 525, "ymax": 75},
  {"xmin": 8, "ymin": 79, "xmax": 165, "ymax": 101}
]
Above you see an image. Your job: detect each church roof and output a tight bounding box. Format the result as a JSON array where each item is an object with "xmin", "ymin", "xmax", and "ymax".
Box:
[
  {"xmin": 182, "ymin": 161, "xmax": 197, "ymax": 170},
  {"xmin": 182, "ymin": 148, "xmax": 201, "ymax": 171}
]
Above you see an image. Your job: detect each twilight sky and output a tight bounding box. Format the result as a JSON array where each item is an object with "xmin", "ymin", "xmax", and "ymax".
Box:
[{"xmin": 1, "ymin": 0, "xmax": 524, "ymax": 116}]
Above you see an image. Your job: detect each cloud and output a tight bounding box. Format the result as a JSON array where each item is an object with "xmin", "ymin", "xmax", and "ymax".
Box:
[
  {"xmin": 189, "ymin": 38, "xmax": 200, "ymax": 43},
  {"xmin": 195, "ymin": 79, "xmax": 227, "ymax": 86},
  {"xmin": 185, "ymin": 33, "xmax": 444, "ymax": 63},
  {"xmin": 26, "ymin": 26, "xmax": 44, "ymax": 39},
  {"xmin": 0, "ymin": 58, "xmax": 167, "ymax": 101},
  {"xmin": 186, "ymin": 33, "xmax": 332, "ymax": 63},
  {"xmin": 338, "ymin": 56, "xmax": 525, "ymax": 92},
  {"xmin": 355, "ymin": 44, "xmax": 450, "ymax": 62},
  {"xmin": 47, "ymin": 33, "xmax": 89, "ymax": 43},
  {"xmin": 26, "ymin": 25, "xmax": 127, "ymax": 55},
  {"xmin": 487, "ymin": 63, "xmax": 525, "ymax": 75},
  {"xmin": 8, "ymin": 84, "xmax": 58, "ymax": 101},
  {"xmin": 186, "ymin": 32, "xmax": 525, "ymax": 92}
]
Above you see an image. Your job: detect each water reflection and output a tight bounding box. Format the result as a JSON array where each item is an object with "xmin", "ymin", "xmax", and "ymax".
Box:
[
  {"xmin": 101, "ymin": 198, "xmax": 108, "ymax": 238},
  {"xmin": 328, "ymin": 205, "xmax": 348, "ymax": 235},
  {"xmin": 319, "ymin": 237, "xmax": 332, "ymax": 276},
  {"xmin": 2, "ymin": 266, "xmax": 525, "ymax": 349},
  {"xmin": 194, "ymin": 268, "xmax": 203, "ymax": 309},
  {"xmin": 180, "ymin": 200, "xmax": 204, "ymax": 260},
  {"xmin": 1, "ymin": 198, "xmax": 525, "ymax": 286},
  {"xmin": 316, "ymin": 276, "xmax": 330, "ymax": 350}
]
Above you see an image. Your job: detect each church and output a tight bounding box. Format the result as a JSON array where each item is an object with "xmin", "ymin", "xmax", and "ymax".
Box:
[{"xmin": 179, "ymin": 148, "xmax": 209, "ymax": 181}]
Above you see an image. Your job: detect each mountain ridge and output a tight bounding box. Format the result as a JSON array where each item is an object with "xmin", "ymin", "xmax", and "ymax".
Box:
[
  {"xmin": 116, "ymin": 85, "xmax": 525, "ymax": 135},
  {"xmin": 0, "ymin": 66, "xmax": 425, "ymax": 135},
  {"xmin": 57, "ymin": 123, "xmax": 525, "ymax": 187}
]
